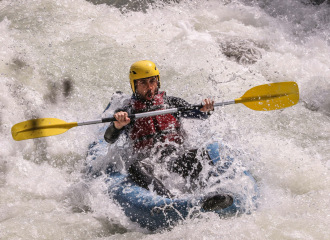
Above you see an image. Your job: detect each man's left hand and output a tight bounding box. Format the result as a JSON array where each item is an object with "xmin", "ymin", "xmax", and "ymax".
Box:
[{"xmin": 200, "ymin": 98, "xmax": 214, "ymax": 113}]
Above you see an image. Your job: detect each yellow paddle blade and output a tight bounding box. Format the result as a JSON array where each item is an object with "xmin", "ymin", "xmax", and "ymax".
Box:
[
  {"xmin": 11, "ymin": 118, "xmax": 78, "ymax": 141},
  {"xmin": 235, "ymin": 82, "xmax": 299, "ymax": 111}
]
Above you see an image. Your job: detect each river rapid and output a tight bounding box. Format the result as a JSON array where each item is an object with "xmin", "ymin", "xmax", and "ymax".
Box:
[{"xmin": 1, "ymin": 0, "xmax": 330, "ymax": 239}]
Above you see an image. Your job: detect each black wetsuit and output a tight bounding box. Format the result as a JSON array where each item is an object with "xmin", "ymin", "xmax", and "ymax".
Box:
[{"xmin": 104, "ymin": 93, "xmax": 212, "ymax": 198}]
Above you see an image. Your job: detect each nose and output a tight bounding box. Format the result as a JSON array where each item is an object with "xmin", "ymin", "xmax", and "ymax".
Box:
[{"xmin": 146, "ymin": 81, "xmax": 152, "ymax": 89}]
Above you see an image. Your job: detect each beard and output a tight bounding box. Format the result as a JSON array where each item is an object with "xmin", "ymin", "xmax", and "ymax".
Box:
[{"xmin": 136, "ymin": 87, "xmax": 159, "ymax": 102}]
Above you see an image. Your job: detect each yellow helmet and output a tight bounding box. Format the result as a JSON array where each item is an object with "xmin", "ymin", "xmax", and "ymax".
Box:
[{"xmin": 129, "ymin": 60, "xmax": 160, "ymax": 93}]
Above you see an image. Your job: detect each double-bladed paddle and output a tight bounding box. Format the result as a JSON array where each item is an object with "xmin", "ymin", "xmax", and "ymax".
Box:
[{"xmin": 11, "ymin": 81, "xmax": 299, "ymax": 141}]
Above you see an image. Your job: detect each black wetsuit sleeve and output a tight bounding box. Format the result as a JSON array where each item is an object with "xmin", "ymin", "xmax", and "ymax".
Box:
[
  {"xmin": 104, "ymin": 124, "xmax": 123, "ymax": 143},
  {"xmin": 165, "ymin": 96, "xmax": 211, "ymax": 120}
]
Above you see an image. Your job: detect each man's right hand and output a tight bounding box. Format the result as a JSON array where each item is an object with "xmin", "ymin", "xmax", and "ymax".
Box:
[{"xmin": 113, "ymin": 111, "xmax": 131, "ymax": 129}]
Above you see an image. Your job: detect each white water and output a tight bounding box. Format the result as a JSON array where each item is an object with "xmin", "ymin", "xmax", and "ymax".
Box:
[{"xmin": 1, "ymin": 0, "xmax": 330, "ymax": 239}]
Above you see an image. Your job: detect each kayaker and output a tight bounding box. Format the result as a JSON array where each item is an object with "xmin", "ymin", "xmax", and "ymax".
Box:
[{"xmin": 104, "ymin": 60, "xmax": 215, "ymax": 198}]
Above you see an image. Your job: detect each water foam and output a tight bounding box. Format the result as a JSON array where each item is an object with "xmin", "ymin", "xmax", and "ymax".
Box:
[{"xmin": 1, "ymin": 0, "xmax": 330, "ymax": 238}]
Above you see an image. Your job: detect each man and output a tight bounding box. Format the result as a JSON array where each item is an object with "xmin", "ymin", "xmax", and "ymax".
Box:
[{"xmin": 104, "ymin": 60, "xmax": 215, "ymax": 198}]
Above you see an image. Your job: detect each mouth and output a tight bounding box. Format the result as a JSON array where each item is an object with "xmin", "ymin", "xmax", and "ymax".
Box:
[{"xmin": 145, "ymin": 90, "xmax": 153, "ymax": 99}]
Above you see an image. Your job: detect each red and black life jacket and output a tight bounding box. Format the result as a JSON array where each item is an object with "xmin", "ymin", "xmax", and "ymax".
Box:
[{"xmin": 129, "ymin": 92, "xmax": 184, "ymax": 152}]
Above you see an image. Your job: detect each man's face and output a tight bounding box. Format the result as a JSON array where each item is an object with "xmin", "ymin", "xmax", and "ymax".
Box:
[{"xmin": 135, "ymin": 76, "xmax": 158, "ymax": 101}]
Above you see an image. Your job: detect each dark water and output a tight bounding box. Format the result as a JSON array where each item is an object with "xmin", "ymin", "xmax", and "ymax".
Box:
[{"xmin": 87, "ymin": 0, "xmax": 180, "ymax": 12}]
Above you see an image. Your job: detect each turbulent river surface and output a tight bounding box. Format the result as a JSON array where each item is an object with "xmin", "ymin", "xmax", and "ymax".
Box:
[{"xmin": 1, "ymin": 0, "xmax": 330, "ymax": 239}]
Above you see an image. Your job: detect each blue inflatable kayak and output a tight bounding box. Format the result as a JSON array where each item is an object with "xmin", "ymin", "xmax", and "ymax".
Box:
[{"xmin": 85, "ymin": 94, "xmax": 259, "ymax": 231}]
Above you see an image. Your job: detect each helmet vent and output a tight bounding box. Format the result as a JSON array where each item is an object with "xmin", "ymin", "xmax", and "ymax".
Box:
[{"xmin": 132, "ymin": 71, "xmax": 137, "ymax": 74}]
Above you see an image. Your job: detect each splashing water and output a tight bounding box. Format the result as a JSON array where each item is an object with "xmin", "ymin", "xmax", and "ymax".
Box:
[{"xmin": 1, "ymin": 0, "xmax": 330, "ymax": 239}]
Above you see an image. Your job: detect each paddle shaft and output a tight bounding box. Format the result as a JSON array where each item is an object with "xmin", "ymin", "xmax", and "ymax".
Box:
[
  {"xmin": 77, "ymin": 100, "xmax": 236, "ymax": 126},
  {"xmin": 79, "ymin": 91, "xmax": 290, "ymax": 126}
]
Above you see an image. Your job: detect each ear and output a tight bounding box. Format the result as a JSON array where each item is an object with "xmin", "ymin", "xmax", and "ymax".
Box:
[{"xmin": 134, "ymin": 80, "xmax": 137, "ymax": 92}]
